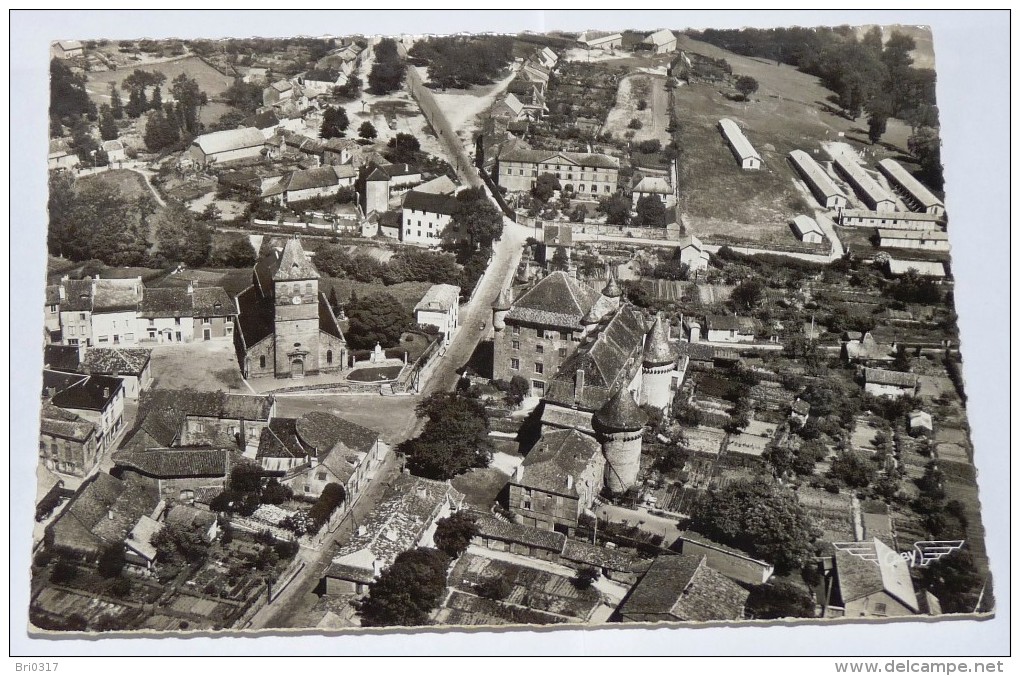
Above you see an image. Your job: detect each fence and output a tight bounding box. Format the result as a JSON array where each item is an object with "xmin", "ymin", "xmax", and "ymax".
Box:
[
  {"xmin": 405, "ymin": 66, "xmax": 481, "ymax": 187},
  {"xmin": 395, "ymin": 335, "xmax": 443, "ymax": 394}
]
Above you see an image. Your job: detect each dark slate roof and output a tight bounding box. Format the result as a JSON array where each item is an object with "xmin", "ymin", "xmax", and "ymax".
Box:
[
  {"xmin": 45, "ymin": 285, "xmax": 61, "ymax": 306},
  {"xmin": 245, "ymin": 109, "xmax": 280, "ymax": 130},
  {"xmin": 44, "ymin": 345, "xmax": 81, "ymax": 372},
  {"xmin": 235, "ymin": 285, "xmax": 274, "ymax": 348},
  {"xmin": 139, "ymin": 288, "xmax": 192, "ymax": 317},
  {"xmin": 295, "ymin": 411, "xmax": 378, "ymax": 461},
  {"xmin": 50, "ymin": 373, "xmax": 123, "ymax": 412},
  {"xmin": 706, "ymin": 314, "xmax": 756, "ymax": 333},
  {"xmin": 60, "ymin": 279, "xmax": 94, "ymax": 312},
  {"xmin": 471, "ymin": 510, "xmax": 566, "ymax": 551},
  {"xmin": 381, "ymin": 163, "xmax": 420, "ymax": 178},
  {"xmin": 166, "ymin": 503, "xmax": 218, "ymax": 531},
  {"xmin": 491, "ymin": 286, "xmax": 513, "ymax": 311},
  {"xmin": 593, "ymin": 386, "xmax": 647, "ymax": 433},
  {"xmin": 542, "ymin": 223, "xmax": 573, "ymax": 247},
  {"xmin": 620, "ymin": 555, "xmax": 748, "ymax": 622},
  {"xmin": 121, "ymin": 405, "xmax": 185, "ymax": 450},
  {"xmin": 192, "ymin": 287, "xmax": 236, "ymax": 317},
  {"xmin": 319, "ymin": 293, "xmax": 345, "ymax": 340},
  {"xmin": 42, "ymin": 369, "xmax": 88, "ymax": 395},
  {"xmin": 273, "ymin": 238, "xmax": 320, "ymax": 281},
  {"xmin": 864, "ymin": 367, "xmax": 918, "ymax": 388},
  {"xmin": 286, "ymin": 166, "xmax": 342, "ymax": 192},
  {"xmin": 402, "ymin": 190, "xmax": 459, "ymax": 216},
  {"xmin": 81, "ymin": 348, "xmax": 151, "ymax": 376},
  {"xmin": 113, "ymin": 447, "xmax": 235, "ymax": 478},
  {"xmin": 675, "ymin": 340, "xmax": 717, "ymax": 362},
  {"xmin": 516, "ymin": 429, "xmax": 601, "ymax": 497},
  {"xmin": 642, "ymin": 314, "xmax": 675, "ymax": 367},
  {"xmin": 506, "ymin": 271, "xmax": 600, "ymax": 329}
]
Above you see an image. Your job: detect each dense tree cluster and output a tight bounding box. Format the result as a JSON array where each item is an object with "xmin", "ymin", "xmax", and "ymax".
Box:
[
  {"xmin": 745, "ymin": 580, "xmax": 817, "ymax": 619},
  {"xmin": 307, "ymin": 483, "xmax": 346, "ymax": 535},
  {"xmin": 152, "ymin": 200, "xmax": 213, "ymax": 267},
  {"xmin": 209, "ymin": 461, "xmax": 293, "ymax": 516},
  {"xmin": 368, "ymin": 38, "xmax": 405, "ymax": 95},
  {"xmin": 345, "ymin": 290, "xmax": 410, "ymax": 349},
  {"xmin": 433, "ymin": 512, "xmax": 479, "ymax": 559},
  {"xmin": 409, "ymin": 35, "xmax": 514, "ymax": 89},
  {"xmin": 50, "ymin": 59, "xmax": 96, "ymax": 124},
  {"xmin": 397, "ymin": 391, "xmax": 494, "ymax": 480},
  {"xmin": 320, "ymin": 105, "xmax": 350, "ymax": 139},
  {"xmin": 443, "ymin": 187, "xmax": 504, "ymax": 252},
  {"xmin": 313, "ymin": 245, "xmax": 462, "ymax": 287},
  {"xmin": 223, "ymin": 78, "xmax": 265, "ymax": 113},
  {"xmin": 634, "ymin": 194, "xmax": 668, "ymax": 227},
  {"xmin": 359, "ymin": 547, "xmax": 451, "ymax": 627}
]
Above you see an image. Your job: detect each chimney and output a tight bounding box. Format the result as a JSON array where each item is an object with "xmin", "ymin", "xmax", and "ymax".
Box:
[
  {"xmin": 108, "ymin": 510, "xmax": 114, "ymax": 520},
  {"xmin": 187, "ymin": 281, "xmax": 194, "ymax": 295},
  {"xmin": 58, "ymin": 284, "xmax": 66, "ymax": 301},
  {"xmin": 358, "ymin": 525, "xmax": 368, "ymax": 537},
  {"xmin": 566, "ymin": 475, "xmax": 574, "ymax": 491},
  {"xmin": 574, "ymin": 368, "xmax": 585, "ymax": 402},
  {"xmin": 103, "ymin": 387, "xmax": 110, "ymax": 399}
]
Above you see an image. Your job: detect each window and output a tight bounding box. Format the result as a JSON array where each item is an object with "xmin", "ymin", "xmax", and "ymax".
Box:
[
  {"xmin": 578, "ymin": 184, "xmax": 585, "ymax": 192},
  {"xmin": 97, "ymin": 335, "xmax": 109, "ymax": 343},
  {"xmin": 506, "ymin": 168, "xmax": 512, "ymax": 175},
  {"xmin": 518, "ymin": 169, "xmax": 524, "ymax": 175},
  {"xmin": 148, "ymin": 319, "xmax": 155, "ymax": 327},
  {"xmin": 79, "ymin": 313, "xmax": 86, "ymax": 321},
  {"xmin": 148, "ymin": 329, "xmax": 156, "ymax": 339},
  {"xmin": 512, "ymin": 325, "xmax": 520, "ymax": 336},
  {"xmin": 259, "ymin": 355, "xmax": 266, "ymax": 369},
  {"xmin": 112, "ymin": 321, "xmax": 117, "ymax": 329},
  {"xmin": 605, "ymin": 185, "xmax": 611, "ymax": 193},
  {"xmin": 48, "ymin": 304, "xmax": 57, "ymax": 313},
  {"xmin": 512, "ymin": 340, "xmax": 520, "ymax": 350},
  {"xmin": 67, "ymin": 326, "xmax": 76, "ymax": 335},
  {"xmin": 304, "ymin": 485, "xmax": 311, "ymax": 493},
  {"xmin": 510, "ymin": 358, "xmax": 520, "ymax": 370},
  {"xmin": 536, "ymin": 344, "xmax": 544, "ymax": 354},
  {"xmin": 124, "ymin": 333, "xmax": 134, "ymax": 342},
  {"xmin": 317, "ymin": 471, "xmax": 327, "ymax": 481},
  {"xmin": 68, "ymin": 338, "xmax": 79, "ymax": 346},
  {"xmin": 874, "ymin": 603, "xmax": 888, "ymax": 615},
  {"xmin": 523, "ymin": 500, "xmax": 532, "ymax": 510},
  {"xmin": 180, "ymin": 489, "xmax": 195, "ymax": 501},
  {"xmin": 532, "ymin": 380, "xmax": 545, "ymax": 393},
  {"xmin": 174, "ymin": 318, "xmax": 181, "ymax": 326},
  {"xmin": 326, "ymin": 350, "xmax": 333, "ymax": 365},
  {"xmin": 558, "ymin": 347, "xmax": 567, "ymax": 358},
  {"xmin": 534, "ymin": 362, "xmax": 544, "ymax": 374}
]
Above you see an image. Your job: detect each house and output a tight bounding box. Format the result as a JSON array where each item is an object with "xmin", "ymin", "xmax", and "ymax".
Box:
[
  {"xmin": 837, "ymin": 208, "xmax": 945, "ymax": 229},
  {"xmin": 718, "ymin": 119, "xmax": 762, "ymax": 170},
  {"xmin": 618, "ymin": 554, "xmax": 750, "ymax": 623},
  {"xmin": 496, "ymin": 148, "xmax": 619, "ymax": 196},
  {"xmin": 674, "ymin": 531, "xmax": 774, "ymax": 585},
  {"xmin": 256, "ymin": 411, "xmax": 388, "ymax": 500},
  {"xmin": 102, "ymin": 140, "xmax": 126, "ymax": 163},
  {"xmin": 833, "ymin": 151, "xmax": 896, "ymax": 212},
  {"xmin": 46, "ymin": 471, "xmax": 160, "ymax": 560},
  {"xmin": 51, "ymin": 40, "xmax": 84, "ymax": 59},
  {"xmin": 642, "ymin": 29, "xmax": 677, "ymax": 54},
  {"xmin": 877, "ymin": 158, "xmax": 945, "ymax": 216},
  {"xmin": 631, "ymin": 174, "xmax": 675, "ymax": 208},
  {"xmin": 276, "ymin": 165, "xmax": 357, "ymax": 205},
  {"xmin": 877, "ymin": 229, "xmax": 950, "ymax": 252},
  {"xmin": 263, "ymin": 79, "xmax": 295, "ymax": 107},
  {"xmin": 234, "ymin": 238, "xmax": 348, "ymax": 380},
  {"xmin": 46, "ymin": 370, "xmax": 126, "ymax": 457},
  {"xmin": 124, "ymin": 514, "xmax": 162, "ymax": 569},
  {"xmin": 90, "ymin": 277, "xmax": 144, "ymax": 348},
  {"xmin": 322, "ymin": 474, "xmax": 464, "ymax": 594},
  {"xmin": 400, "ymin": 190, "xmax": 458, "ymax": 246},
  {"xmin": 322, "ymin": 137, "xmax": 359, "ymax": 166},
  {"xmin": 242, "ymin": 109, "xmax": 283, "ymax": 139},
  {"xmin": 297, "ymin": 68, "xmax": 346, "ymax": 96},
  {"xmin": 44, "ymin": 344, "xmax": 81, "ymax": 372},
  {"xmin": 243, "ymin": 66, "xmax": 271, "ymax": 84},
  {"xmin": 508, "ymin": 428, "xmax": 605, "ymax": 533},
  {"xmin": 791, "ymin": 215, "xmax": 825, "ymax": 243},
  {"xmin": 705, "ymin": 315, "xmax": 758, "ymax": 343},
  {"xmin": 47, "ymin": 139, "xmax": 81, "ymax": 171},
  {"xmin": 579, "ymin": 32, "xmax": 623, "ymax": 51},
  {"xmin": 138, "ymin": 283, "xmax": 236, "ymax": 344},
  {"xmin": 39, "ymin": 402, "xmax": 100, "ymax": 478},
  {"xmin": 887, "ymin": 259, "xmax": 947, "ymax": 278},
  {"xmin": 188, "ymin": 127, "xmax": 266, "ymax": 168},
  {"xmin": 537, "ymin": 46, "xmax": 558, "ymax": 68},
  {"xmin": 44, "ymin": 286, "xmax": 63, "ymax": 341},
  {"xmin": 490, "ymin": 93, "xmax": 527, "ymax": 123},
  {"xmin": 674, "ymin": 235, "xmax": 710, "ymax": 272},
  {"xmin": 112, "ymin": 446, "xmax": 240, "ymax": 506},
  {"xmin": 790, "ymin": 398, "xmax": 811, "ymax": 427},
  {"xmin": 788, "ymin": 149, "xmax": 847, "ymax": 209},
  {"xmin": 414, "ymin": 284, "xmax": 460, "ymax": 345},
  {"xmin": 471, "ymin": 510, "xmax": 566, "ymax": 562},
  {"xmin": 909, "ymin": 410, "xmax": 934, "ymax": 436},
  {"xmin": 54, "ymin": 278, "xmax": 93, "ymax": 346},
  {"xmin": 863, "ymin": 367, "xmax": 919, "ymax": 399},
  {"xmin": 843, "ymin": 331, "xmax": 894, "ymax": 365},
  {"xmin": 829, "ymin": 538, "xmax": 922, "ymax": 617},
  {"xmin": 80, "ymin": 348, "xmax": 153, "ymax": 399},
  {"xmin": 538, "ymin": 223, "xmax": 573, "ymax": 267}
]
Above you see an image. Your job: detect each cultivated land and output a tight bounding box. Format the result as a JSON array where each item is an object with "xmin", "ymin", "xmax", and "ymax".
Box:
[{"xmin": 603, "ymin": 73, "xmax": 671, "ymax": 144}]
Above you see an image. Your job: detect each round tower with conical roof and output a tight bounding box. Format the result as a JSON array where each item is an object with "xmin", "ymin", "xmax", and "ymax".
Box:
[
  {"xmin": 601, "ymin": 270, "xmax": 622, "ymax": 312},
  {"xmin": 491, "ymin": 286, "xmax": 512, "ymax": 332},
  {"xmin": 640, "ymin": 314, "xmax": 676, "ymax": 410},
  {"xmin": 593, "ymin": 386, "xmax": 648, "ymax": 494}
]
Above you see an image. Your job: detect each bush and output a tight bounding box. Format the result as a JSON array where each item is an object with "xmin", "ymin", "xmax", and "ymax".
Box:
[
  {"xmin": 572, "ymin": 566, "xmax": 601, "ymax": 590},
  {"xmin": 476, "ymin": 576, "xmax": 513, "ymax": 600},
  {"xmin": 307, "ymin": 483, "xmax": 346, "ymax": 534},
  {"xmin": 627, "ymin": 118, "xmax": 643, "ymax": 130}
]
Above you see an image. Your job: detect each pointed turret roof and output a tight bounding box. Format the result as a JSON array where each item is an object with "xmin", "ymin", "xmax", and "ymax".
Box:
[
  {"xmin": 602, "ymin": 271, "xmax": 622, "ymax": 298},
  {"xmin": 273, "ymin": 238, "xmax": 320, "ymax": 281},
  {"xmin": 492, "ymin": 286, "xmax": 513, "ymax": 311},
  {"xmin": 593, "ymin": 387, "xmax": 647, "ymax": 433},
  {"xmin": 643, "ymin": 314, "xmax": 675, "ymax": 367}
]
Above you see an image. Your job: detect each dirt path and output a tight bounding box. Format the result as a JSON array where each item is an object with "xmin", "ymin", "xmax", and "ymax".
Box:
[
  {"xmin": 603, "ymin": 73, "xmax": 671, "ymax": 144},
  {"xmin": 429, "ymin": 67, "xmax": 518, "ymax": 148}
]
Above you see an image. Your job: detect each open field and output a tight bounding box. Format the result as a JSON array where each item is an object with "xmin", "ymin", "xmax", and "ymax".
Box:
[
  {"xmin": 320, "ymin": 279, "xmax": 432, "ymax": 315},
  {"xmin": 76, "ymin": 169, "xmax": 150, "ymax": 200},
  {"xmin": 83, "ymin": 55, "xmax": 235, "ymax": 125},
  {"xmin": 603, "ymin": 73, "xmax": 671, "ymax": 144}
]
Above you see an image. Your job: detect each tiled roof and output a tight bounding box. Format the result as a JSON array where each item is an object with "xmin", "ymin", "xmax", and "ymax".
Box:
[
  {"xmin": 50, "ymin": 373, "xmax": 123, "ymax": 412},
  {"xmin": 491, "ymin": 286, "xmax": 513, "ymax": 311},
  {"xmin": 49, "ymin": 472, "xmax": 160, "ymax": 555},
  {"xmin": 593, "ymin": 386, "xmax": 647, "ymax": 433},
  {"xmin": 193, "ymin": 127, "xmax": 266, "ymax": 155},
  {"xmin": 471, "ymin": 510, "xmax": 566, "ymax": 551},
  {"xmin": 516, "ymin": 429, "xmax": 601, "ymax": 497},
  {"xmin": 59, "ymin": 279, "xmax": 93, "ymax": 312},
  {"xmin": 286, "ymin": 166, "xmax": 343, "ymax": 192},
  {"xmin": 644, "ymin": 28, "xmax": 676, "ymax": 46},
  {"xmin": 845, "ymin": 333, "xmax": 893, "ymax": 362},
  {"xmin": 414, "ymin": 284, "xmax": 460, "ymax": 313},
  {"xmin": 561, "ymin": 538, "xmax": 652, "ymax": 573},
  {"xmin": 675, "ymin": 340, "xmax": 717, "ymax": 362},
  {"xmin": 244, "ymin": 109, "xmax": 280, "ymax": 130},
  {"xmin": 45, "ymin": 285, "xmax": 61, "ymax": 305},
  {"xmin": 402, "ymin": 190, "xmax": 459, "ymax": 216},
  {"xmin": 44, "ymin": 345, "xmax": 81, "ymax": 372},
  {"xmin": 642, "ymin": 314, "xmax": 675, "ymax": 367},
  {"xmin": 92, "ymin": 278, "xmax": 143, "ymax": 313},
  {"xmin": 112, "ymin": 447, "xmax": 235, "ymax": 478},
  {"xmin": 258, "ymin": 417, "xmax": 308, "ymax": 460},
  {"xmin": 706, "ymin": 314, "xmax": 757, "ymax": 333},
  {"xmin": 192, "ymin": 287, "xmax": 236, "ymax": 316},
  {"xmin": 863, "ymin": 367, "xmax": 918, "ymax": 388},
  {"xmin": 506, "ymin": 271, "xmax": 600, "ymax": 329},
  {"xmin": 121, "ymin": 406, "xmax": 186, "ymax": 450},
  {"xmin": 295, "ymin": 411, "xmax": 378, "ymax": 461},
  {"xmin": 498, "ymin": 148, "xmax": 619, "ymax": 170},
  {"xmin": 834, "ymin": 538, "xmax": 919, "ymax": 612},
  {"xmin": 273, "ymin": 238, "xmax": 320, "ymax": 281},
  {"xmin": 40, "ymin": 402, "xmax": 96, "ymax": 442},
  {"xmin": 166, "ymin": 503, "xmax": 217, "ymax": 531},
  {"xmin": 319, "ymin": 293, "xmax": 345, "ymax": 340},
  {"xmin": 81, "ymin": 347, "xmax": 151, "ymax": 376},
  {"xmin": 138, "ymin": 288, "xmax": 192, "ymax": 317},
  {"xmin": 144, "ymin": 389, "xmax": 275, "ymax": 421},
  {"xmin": 414, "ymin": 175, "xmax": 457, "ymax": 195},
  {"xmin": 620, "ymin": 555, "xmax": 748, "ymax": 622},
  {"xmin": 633, "ymin": 175, "xmax": 672, "ymax": 195},
  {"xmin": 542, "ymin": 223, "xmax": 573, "ymax": 247}
]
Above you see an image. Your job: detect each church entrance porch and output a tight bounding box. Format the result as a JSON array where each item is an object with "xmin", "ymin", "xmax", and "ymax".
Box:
[{"xmin": 291, "ymin": 357, "xmax": 305, "ymax": 378}]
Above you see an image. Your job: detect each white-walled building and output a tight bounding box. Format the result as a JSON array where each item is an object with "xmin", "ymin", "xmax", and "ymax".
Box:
[
  {"xmin": 414, "ymin": 284, "xmax": 461, "ymax": 345},
  {"xmin": 833, "ymin": 152, "xmax": 896, "ymax": 212},
  {"xmin": 788, "ymin": 149, "xmax": 848, "ymax": 210},
  {"xmin": 877, "ymin": 229, "xmax": 950, "ymax": 252},
  {"xmin": 400, "ymin": 190, "xmax": 458, "ymax": 245},
  {"xmin": 719, "ymin": 118, "xmax": 761, "ymax": 170},
  {"xmin": 497, "ymin": 148, "xmax": 619, "ymax": 196},
  {"xmin": 675, "ymin": 235, "xmax": 711, "ymax": 272},
  {"xmin": 188, "ymin": 127, "xmax": 266, "ymax": 168},
  {"xmin": 791, "ymin": 215, "xmax": 825, "ymax": 243},
  {"xmin": 877, "ymin": 158, "xmax": 945, "ymax": 217}
]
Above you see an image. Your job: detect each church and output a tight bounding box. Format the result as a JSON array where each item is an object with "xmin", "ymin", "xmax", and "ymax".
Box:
[{"xmin": 234, "ymin": 238, "xmax": 348, "ymax": 380}]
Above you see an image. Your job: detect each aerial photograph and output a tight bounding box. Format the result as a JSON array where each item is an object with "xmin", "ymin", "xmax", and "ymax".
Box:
[{"xmin": 30, "ymin": 20, "xmax": 994, "ymax": 637}]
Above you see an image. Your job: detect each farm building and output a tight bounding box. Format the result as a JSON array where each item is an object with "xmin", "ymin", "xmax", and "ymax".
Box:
[
  {"xmin": 862, "ymin": 367, "xmax": 919, "ymax": 399},
  {"xmin": 705, "ymin": 315, "xmax": 758, "ymax": 343},
  {"xmin": 718, "ymin": 118, "xmax": 761, "ymax": 170},
  {"xmin": 101, "ymin": 140, "xmax": 126, "ymax": 164},
  {"xmin": 791, "ymin": 215, "xmax": 824, "ymax": 243},
  {"xmin": 51, "ymin": 40, "xmax": 84, "ymax": 59},
  {"xmin": 188, "ymin": 127, "xmax": 266, "ymax": 168},
  {"xmin": 642, "ymin": 29, "xmax": 678, "ymax": 54},
  {"xmin": 578, "ymin": 32, "xmax": 623, "ymax": 51},
  {"xmin": 909, "ymin": 410, "xmax": 934, "ymax": 435},
  {"xmin": 788, "ymin": 150, "xmax": 847, "ymax": 209},
  {"xmin": 262, "ymin": 165, "xmax": 357, "ymax": 205},
  {"xmin": 832, "ymin": 152, "xmax": 896, "ymax": 212},
  {"xmin": 631, "ymin": 175, "xmax": 675, "ymax": 208},
  {"xmin": 877, "ymin": 158, "xmax": 945, "ymax": 216},
  {"xmin": 414, "ymin": 284, "xmax": 460, "ymax": 345},
  {"xmin": 877, "ymin": 229, "xmax": 950, "ymax": 252},
  {"xmin": 48, "ymin": 139, "xmax": 80, "ymax": 171},
  {"xmin": 887, "ymin": 259, "xmax": 947, "ymax": 278},
  {"xmin": 674, "ymin": 531, "xmax": 774, "ymax": 585},
  {"xmin": 838, "ymin": 208, "xmax": 945, "ymax": 230}
]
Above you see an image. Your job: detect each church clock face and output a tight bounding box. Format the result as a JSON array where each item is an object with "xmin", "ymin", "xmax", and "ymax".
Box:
[{"xmin": 292, "ymin": 294, "xmax": 302, "ymax": 305}]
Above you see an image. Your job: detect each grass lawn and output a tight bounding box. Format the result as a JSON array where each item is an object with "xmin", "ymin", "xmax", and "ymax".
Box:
[
  {"xmin": 76, "ymin": 169, "xmax": 150, "ymax": 200},
  {"xmin": 346, "ymin": 365, "xmax": 404, "ymax": 382},
  {"xmin": 451, "ymin": 467, "xmax": 510, "ymax": 510}
]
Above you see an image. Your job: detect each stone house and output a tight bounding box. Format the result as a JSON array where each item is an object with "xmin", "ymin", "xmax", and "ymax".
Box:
[
  {"xmin": 496, "ymin": 148, "xmax": 619, "ymax": 197},
  {"xmin": 618, "ymin": 554, "xmax": 749, "ymax": 623},
  {"xmin": 414, "ymin": 284, "xmax": 460, "ymax": 345},
  {"xmin": 46, "ymin": 370, "xmax": 126, "ymax": 458},
  {"xmin": 400, "ymin": 190, "xmax": 458, "ymax": 246},
  {"xmin": 39, "ymin": 402, "xmax": 100, "ymax": 478},
  {"xmin": 79, "ymin": 348, "xmax": 152, "ymax": 400}
]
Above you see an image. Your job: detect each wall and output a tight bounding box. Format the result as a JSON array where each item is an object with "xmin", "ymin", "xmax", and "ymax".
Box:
[
  {"xmin": 60, "ymin": 310, "xmax": 92, "ymax": 346},
  {"xmin": 405, "ymin": 66, "xmax": 481, "ymax": 187},
  {"xmin": 92, "ymin": 310, "xmax": 141, "ymax": 347},
  {"xmin": 142, "ymin": 316, "xmax": 195, "ymax": 343},
  {"xmin": 191, "ymin": 316, "xmax": 233, "ymax": 341},
  {"xmin": 844, "ymin": 591, "xmax": 915, "ymax": 618},
  {"xmin": 494, "ymin": 320, "xmax": 580, "ymax": 395},
  {"xmin": 39, "ymin": 431, "xmax": 98, "ymax": 477},
  {"xmin": 400, "ymin": 207, "xmax": 451, "ymax": 245},
  {"xmin": 678, "ymin": 538, "xmax": 773, "ymax": 585}
]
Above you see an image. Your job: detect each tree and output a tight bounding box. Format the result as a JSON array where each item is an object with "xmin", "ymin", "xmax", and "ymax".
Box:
[
  {"xmin": 99, "ymin": 104, "xmax": 118, "ymax": 141},
  {"xmin": 433, "ymin": 511, "xmax": 478, "ymax": 559},
  {"xmin": 50, "ymin": 58, "xmax": 94, "ymax": 120},
  {"xmin": 109, "ymin": 82, "xmax": 124, "ymax": 120},
  {"xmin": 572, "ymin": 566, "xmax": 601, "ymax": 590},
  {"xmin": 170, "ymin": 73, "xmax": 207, "ymax": 136},
  {"xmin": 97, "ymin": 545, "xmax": 126, "ymax": 578},
  {"xmin": 735, "ymin": 75, "xmax": 759, "ymax": 100},
  {"xmin": 320, "ymin": 105, "xmax": 350, "ymax": 139},
  {"xmin": 152, "ymin": 522, "xmax": 210, "ymax": 565},
  {"xmin": 532, "ymin": 172, "xmax": 561, "ymax": 203},
  {"xmin": 745, "ymin": 580, "xmax": 816, "ymax": 619},
  {"xmin": 475, "ymin": 576, "xmax": 512, "ymax": 600},
  {"xmin": 829, "ymin": 450, "xmax": 878, "ymax": 489},
  {"xmin": 919, "ymin": 549, "xmax": 984, "ymax": 614},
  {"xmin": 384, "ymin": 132, "xmax": 422, "ymax": 165},
  {"xmin": 149, "ymin": 85, "xmax": 164, "ymax": 111},
  {"xmin": 359, "ymin": 547, "xmax": 450, "ymax": 627},
  {"xmin": 144, "ymin": 108, "xmax": 181, "ymax": 153},
  {"xmin": 50, "ymin": 178, "xmax": 150, "ymax": 265},
  {"xmin": 311, "ymin": 244, "xmax": 353, "ymax": 277},
  {"xmin": 68, "ymin": 118, "xmax": 100, "ymax": 165},
  {"xmin": 548, "ymin": 246, "xmax": 570, "ymax": 273},
  {"xmin": 223, "ymin": 78, "xmax": 264, "ymax": 113},
  {"xmin": 368, "ymin": 38, "xmax": 405, "ymax": 95},
  {"xmin": 688, "ymin": 478, "xmax": 820, "ymax": 574},
  {"xmin": 154, "ymin": 200, "xmax": 212, "ymax": 266},
  {"xmin": 398, "ymin": 392, "xmax": 494, "ymax": 480},
  {"xmin": 211, "ymin": 237, "xmax": 257, "ymax": 268},
  {"xmin": 358, "ymin": 120, "xmax": 377, "ymax": 140},
  {"xmin": 346, "ymin": 291, "xmax": 409, "ymax": 349},
  {"xmin": 635, "ymin": 194, "xmax": 667, "ymax": 227},
  {"xmin": 908, "ymin": 126, "xmax": 944, "ymax": 191},
  {"xmin": 448, "ymin": 188, "xmax": 503, "ymax": 251},
  {"xmin": 307, "ymin": 483, "xmax": 347, "ymax": 534},
  {"xmin": 598, "ymin": 193, "xmax": 631, "ymax": 226},
  {"xmin": 731, "ymin": 277, "xmax": 765, "ymax": 311}
]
